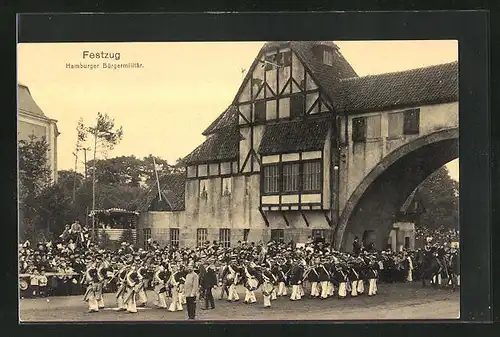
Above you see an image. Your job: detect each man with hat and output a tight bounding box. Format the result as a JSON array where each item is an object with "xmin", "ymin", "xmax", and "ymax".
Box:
[
  {"xmin": 201, "ymin": 259, "xmax": 217, "ymax": 310},
  {"xmin": 183, "ymin": 261, "xmax": 199, "ymax": 320}
]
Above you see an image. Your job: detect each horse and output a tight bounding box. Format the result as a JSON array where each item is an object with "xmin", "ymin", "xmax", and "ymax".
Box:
[{"xmin": 416, "ymin": 250, "xmax": 442, "ymax": 288}]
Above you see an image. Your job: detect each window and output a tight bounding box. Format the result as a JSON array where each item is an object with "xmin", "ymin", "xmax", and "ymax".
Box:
[
  {"xmin": 143, "ymin": 228, "xmax": 151, "ymax": 247},
  {"xmin": 283, "ymin": 163, "xmax": 299, "ymax": 192},
  {"xmin": 199, "ymin": 179, "xmax": 208, "ymax": 199},
  {"xmin": 312, "ymin": 229, "xmax": 326, "ymax": 239},
  {"xmin": 222, "ymin": 177, "xmax": 232, "ymax": 197},
  {"xmin": 219, "ymin": 228, "xmax": 231, "ymax": 248},
  {"xmin": 170, "ymin": 228, "xmax": 179, "ymax": 247},
  {"xmin": 265, "ymin": 55, "xmax": 275, "ymax": 71},
  {"xmin": 243, "ymin": 229, "xmax": 250, "ymax": 242},
  {"xmin": 263, "ymin": 165, "xmax": 280, "ymax": 194},
  {"xmin": 254, "ymin": 101, "xmax": 266, "ymax": 122},
  {"xmin": 403, "ymin": 109, "xmax": 420, "ymax": 135},
  {"xmin": 302, "ymin": 161, "xmax": 321, "ymax": 192},
  {"xmin": 404, "ymin": 237, "xmax": 410, "ymax": 249},
  {"xmin": 282, "ymin": 51, "xmax": 292, "ymax": 67},
  {"xmin": 352, "ymin": 117, "xmax": 367, "ymax": 142},
  {"xmin": 323, "ymin": 50, "xmax": 334, "ymax": 66},
  {"xmin": 197, "ymin": 228, "xmax": 208, "ymax": 247},
  {"xmin": 290, "ymin": 94, "xmax": 305, "ymax": 118},
  {"xmin": 271, "ymin": 229, "xmax": 284, "ymax": 242}
]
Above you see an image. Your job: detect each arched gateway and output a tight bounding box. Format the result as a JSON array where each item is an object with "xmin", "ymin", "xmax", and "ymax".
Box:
[{"xmin": 334, "ymin": 128, "xmax": 458, "ymax": 251}]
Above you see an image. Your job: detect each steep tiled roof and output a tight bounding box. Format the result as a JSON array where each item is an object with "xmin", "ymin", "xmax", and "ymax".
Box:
[
  {"xmin": 202, "ymin": 41, "xmax": 357, "ymax": 136},
  {"xmin": 183, "ymin": 126, "xmax": 241, "ymax": 165},
  {"xmin": 289, "ymin": 41, "xmax": 358, "ymax": 101},
  {"xmin": 258, "ymin": 118, "xmax": 330, "ymax": 156},
  {"xmin": 18, "ymin": 84, "xmax": 46, "ymax": 117},
  {"xmin": 202, "ymin": 105, "xmax": 238, "ymax": 136},
  {"xmin": 336, "ymin": 61, "xmax": 458, "ymax": 113},
  {"xmin": 136, "ymin": 172, "xmax": 186, "ymax": 212}
]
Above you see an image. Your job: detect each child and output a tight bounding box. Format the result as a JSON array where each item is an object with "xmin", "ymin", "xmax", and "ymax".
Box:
[
  {"xmin": 38, "ymin": 269, "xmax": 49, "ymax": 298},
  {"xmin": 30, "ymin": 268, "xmax": 40, "ymax": 298}
]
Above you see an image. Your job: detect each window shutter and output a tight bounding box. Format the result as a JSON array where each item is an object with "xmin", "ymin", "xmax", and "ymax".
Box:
[
  {"xmin": 352, "ymin": 117, "xmax": 367, "ymax": 142},
  {"xmin": 403, "ymin": 109, "xmax": 420, "ymax": 135}
]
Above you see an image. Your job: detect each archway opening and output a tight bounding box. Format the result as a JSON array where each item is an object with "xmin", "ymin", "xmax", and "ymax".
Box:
[{"xmin": 338, "ymin": 132, "xmax": 458, "ymax": 252}]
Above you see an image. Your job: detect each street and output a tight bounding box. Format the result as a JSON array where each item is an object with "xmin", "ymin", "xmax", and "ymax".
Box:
[{"xmin": 20, "ymin": 282, "xmax": 459, "ymax": 321}]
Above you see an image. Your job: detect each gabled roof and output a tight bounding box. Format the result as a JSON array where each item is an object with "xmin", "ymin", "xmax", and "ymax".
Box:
[
  {"xmin": 201, "ymin": 41, "xmax": 357, "ymax": 136},
  {"xmin": 259, "ymin": 118, "xmax": 330, "ymax": 156},
  {"xmin": 136, "ymin": 172, "xmax": 186, "ymax": 212},
  {"xmin": 288, "ymin": 41, "xmax": 358, "ymax": 103},
  {"xmin": 18, "ymin": 84, "xmax": 46, "ymax": 117},
  {"xmin": 336, "ymin": 61, "xmax": 458, "ymax": 113},
  {"xmin": 202, "ymin": 105, "xmax": 238, "ymax": 136},
  {"xmin": 183, "ymin": 126, "xmax": 241, "ymax": 165}
]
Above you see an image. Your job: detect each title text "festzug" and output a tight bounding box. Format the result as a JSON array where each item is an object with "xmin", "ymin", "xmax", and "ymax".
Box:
[{"xmin": 82, "ymin": 51, "xmax": 121, "ymax": 61}]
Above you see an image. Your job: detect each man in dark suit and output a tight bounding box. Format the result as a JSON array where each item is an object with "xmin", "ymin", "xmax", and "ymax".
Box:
[
  {"xmin": 201, "ymin": 261, "xmax": 217, "ymax": 310},
  {"xmin": 352, "ymin": 236, "xmax": 362, "ymax": 256}
]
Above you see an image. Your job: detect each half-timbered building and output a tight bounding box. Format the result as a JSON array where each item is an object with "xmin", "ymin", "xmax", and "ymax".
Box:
[{"xmin": 136, "ymin": 41, "xmax": 457, "ymax": 249}]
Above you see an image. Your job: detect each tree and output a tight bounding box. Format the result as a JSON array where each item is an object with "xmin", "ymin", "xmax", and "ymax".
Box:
[
  {"xmin": 82, "ymin": 112, "xmax": 123, "ymax": 225},
  {"xmin": 414, "ymin": 166, "xmax": 459, "ymax": 231},
  {"xmin": 18, "ymin": 134, "xmax": 52, "ymax": 241},
  {"xmin": 18, "ymin": 134, "xmax": 52, "ymax": 201}
]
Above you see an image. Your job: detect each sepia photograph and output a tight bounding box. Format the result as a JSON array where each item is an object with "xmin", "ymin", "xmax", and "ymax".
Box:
[{"xmin": 17, "ymin": 39, "xmax": 460, "ymax": 322}]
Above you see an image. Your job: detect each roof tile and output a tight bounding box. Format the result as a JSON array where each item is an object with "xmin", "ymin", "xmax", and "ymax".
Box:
[
  {"xmin": 335, "ymin": 61, "xmax": 458, "ymax": 113},
  {"xmin": 259, "ymin": 118, "xmax": 330, "ymax": 156}
]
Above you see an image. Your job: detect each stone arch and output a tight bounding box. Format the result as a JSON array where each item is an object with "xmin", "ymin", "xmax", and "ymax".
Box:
[{"xmin": 333, "ymin": 128, "xmax": 459, "ymax": 251}]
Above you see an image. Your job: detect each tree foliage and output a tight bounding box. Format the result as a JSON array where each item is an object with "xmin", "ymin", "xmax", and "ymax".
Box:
[
  {"xmin": 18, "ymin": 134, "xmax": 52, "ymax": 241},
  {"xmin": 414, "ymin": 166, "xmax": 459, "ymax": 231}
]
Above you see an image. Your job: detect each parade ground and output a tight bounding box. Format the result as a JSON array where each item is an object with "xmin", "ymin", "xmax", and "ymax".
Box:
[{"xmin": 20, "ymin": 283, "xmax": 459, "ymax": 322}]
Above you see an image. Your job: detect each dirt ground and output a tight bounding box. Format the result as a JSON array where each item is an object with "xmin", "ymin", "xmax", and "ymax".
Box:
[{"xmin": 19, "ymin": 282, "xmax": 460, "ymax": 322}]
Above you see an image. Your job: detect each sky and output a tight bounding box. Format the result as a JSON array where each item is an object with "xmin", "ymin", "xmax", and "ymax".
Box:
[{"xmin": 17, "ymin": 40, "xmax": 459, "ymax": 181}]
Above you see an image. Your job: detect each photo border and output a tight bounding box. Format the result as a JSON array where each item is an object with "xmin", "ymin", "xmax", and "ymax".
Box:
[{"xmin": 3, "ymin": 9, "xmax": 493, "ymax": 336}]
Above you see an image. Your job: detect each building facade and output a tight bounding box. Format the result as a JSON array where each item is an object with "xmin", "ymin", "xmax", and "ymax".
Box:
[
  {"xmin": 18, "ymin": 83, "xmax": 59, "ymax": 182},
  {"xmin": 137, "ymin": 41, "xmax": 458, "ymax": 250}
]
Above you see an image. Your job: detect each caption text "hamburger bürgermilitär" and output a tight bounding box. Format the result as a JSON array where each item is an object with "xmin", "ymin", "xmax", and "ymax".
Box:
[{"xmin": 66, "ymin": 51, "xmax": 144, "ymax": 70}]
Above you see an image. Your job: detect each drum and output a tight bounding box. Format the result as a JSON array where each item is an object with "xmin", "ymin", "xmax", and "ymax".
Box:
[
  {"xmin": 247, "ymin": 277, "xmax": 258, "ymax": 290},
  {"xmin": 20, "ymin": 279, "xmax": 28, "ymax": 291},
  {"xmin": 262, "ymin": 281, "xmax": 274, "ymax": 296}
]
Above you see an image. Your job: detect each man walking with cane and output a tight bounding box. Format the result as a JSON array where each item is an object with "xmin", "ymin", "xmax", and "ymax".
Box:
[{"xmin": 184, "ymin": 262, "xmax": 199, "ymax": 320}]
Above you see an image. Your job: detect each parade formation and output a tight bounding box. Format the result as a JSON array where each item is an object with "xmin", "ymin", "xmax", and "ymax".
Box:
[{"xmin": 19, "ymin": 222, "xmax": 460, "ymax": 318}]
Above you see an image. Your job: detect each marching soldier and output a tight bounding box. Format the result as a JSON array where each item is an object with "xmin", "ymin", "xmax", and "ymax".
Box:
[
  {"xmin": 226, "ymin": 259, "xmax": 240, "ymax": 302},
  {"xmin": 317, "ymin": 259, "xmax": 330, "ymax": 299},
  {"xmin": 168, "ymin": 264, "xmax": 183, "ymax": 312},
  {"xmin": 115, "ymin": 262, "xmax": 129, "ymax": 311},
  {"xmin": 274, "ymin": 261, "xmax": 288, "ymax": 297},
  {"xmin": 289, "ymin": 259, "xmax": 304, "ymax": 301},
  {"xmin": 305, "ymin": 258, "xmax": 320, "ymax": 299},
  {"xmin": 124, "ymin": 264, "xmax": 139, "ymax": 313},
  {"xmin": 152, "ymin": 264, "xmax": 169, "ymax": 309},
  {"xmin": 96, "ymin": 259, "xmax": 107, "ymax": 309},
  {"xmin": 261, "ymin": 264, "xmax": 275, "ymax": 308},
  {"xmin": 136, "ymin": 263, "xmax": 149, "ymax": 307},
  {"xmin": 367, "ymin": 257, "xmax": 379, "ymax": 296},
  {"xmin": 82, "ymin": 263, "xmax": 100, "ymax": 313},
  {"xmin": 218, "ymin": 259, "xmax": 230, "ymax": 300},
  {"xmin": 243, "ymin": 261, "xmax": 258, "ymax": 304},
  {"xmin": 335, "ymin": 263, "xmax": 348, "ymax": 299}
]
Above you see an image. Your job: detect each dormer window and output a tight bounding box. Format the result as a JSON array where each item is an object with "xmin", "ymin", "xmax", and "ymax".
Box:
[{"xmin": 323, "ymin": 49, "xmax": 334, "ymax": 66}]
